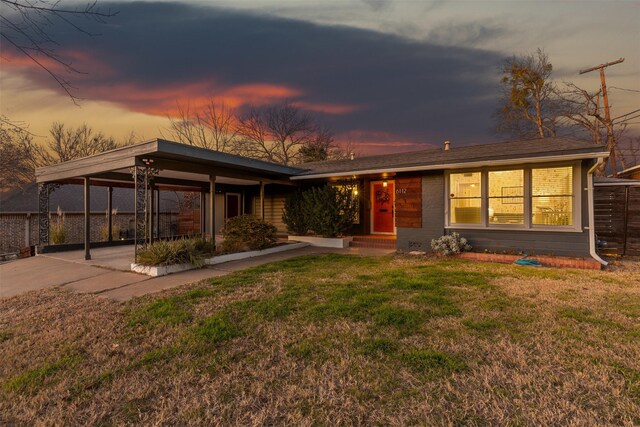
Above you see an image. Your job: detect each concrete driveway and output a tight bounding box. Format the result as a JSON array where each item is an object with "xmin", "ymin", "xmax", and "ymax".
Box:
[{"xmin": 0, "ymin": 245, "xmax": 393, "ymax": 301}]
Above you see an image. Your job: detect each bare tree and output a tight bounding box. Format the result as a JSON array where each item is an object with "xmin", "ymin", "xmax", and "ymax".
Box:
[
  {"xmin": 0, "ymin": 0, "xmax": 117, "ymax": 103},
  {"xmin": 166, "ymin": 100, "xmax": 237, "ymax": 152},
  {"xmin": 236, "ymin": 102, "xmax": 332, "ymax": 165},
  {"xmin": 298, "ymin": 125, "xmax": 349, "ymax": 163},
  {"xmin": 1, "ymin": 120, "xmax": 134, "ymax": 190},
  {"xmin": 268, "ymin": 102, "xmax": 316, "ymax": 165},
  {"xmin": 234, "ymin": 108, "xmax": 274, "ymax": 161},
  {"xmin": 45, "ymin": 122, "xmax": 122, "ymax": 163},
  {"xmin": 164, "ymin": 100, "xmax": 339, "ymax": 165},
  {"xmin": 557, "ymin": 83, "xmax": 604, "ymax": 144},
  {"xmin": 618, "ymin": 136, "xmax": 640, "ymax": 169},
  {"xmin": 557, "ymin": 82, "xmax": 640, "ymax": 173},
  {"xmin": 0, "ymin": 119, "xmax": 48, "ymax": 190},
  {"xmin": 496, "ymin": 48, "xmax": 559, "ymax": 139}
]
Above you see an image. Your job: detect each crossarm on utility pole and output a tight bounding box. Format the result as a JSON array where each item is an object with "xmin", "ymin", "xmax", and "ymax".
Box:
[{"xmin": 578, "ymin": 57, "xmax": 625, "ymax": 176}]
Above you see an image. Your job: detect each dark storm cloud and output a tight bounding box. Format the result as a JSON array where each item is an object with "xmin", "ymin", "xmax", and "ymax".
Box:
[
  {"xmin": 8, "ymin": 2, "xmax": 507, "ymax": 147},
  {"xmin": 425, "ymin": 21, "xmax": 507, "ymax": 47}
]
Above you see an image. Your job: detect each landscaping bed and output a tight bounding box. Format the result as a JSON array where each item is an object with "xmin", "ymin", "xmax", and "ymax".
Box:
[
  {"xmin": 132, "ymin": 241, "xmax": 308, "ymax": 277},
  {"xmin": 1, "ymin": 254, "xmax": 638, "ymax": 425},
  {"xmin": 132, "ymin": 216, "xmax": 286, "ymax": 276}
]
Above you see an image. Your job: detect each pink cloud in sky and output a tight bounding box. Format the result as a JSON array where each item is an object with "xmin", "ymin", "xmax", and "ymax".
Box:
[{"xmin": 1, "ymin": 47, "xmax": 359, "ymax": 120}]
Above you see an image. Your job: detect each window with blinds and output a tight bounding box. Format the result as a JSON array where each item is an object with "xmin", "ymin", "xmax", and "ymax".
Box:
[
  {"xmin": 531, "ymin": 166, "xmax": 573, "ymax": 226},
  {"xmin": 488, "ymin": 170, "xmax": 524, "ymax": 224},
  {"xmin": 449, "ymin": 172, "xmax": 482, "ymax": 224}
]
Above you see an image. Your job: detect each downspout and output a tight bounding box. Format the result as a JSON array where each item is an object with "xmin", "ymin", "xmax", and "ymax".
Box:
[{"xmin": 587, "ymin": 157, "xmax": 608, "ymax": 267}]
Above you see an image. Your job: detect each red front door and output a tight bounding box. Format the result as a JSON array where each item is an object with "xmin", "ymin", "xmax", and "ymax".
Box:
[{"xmin": 372, "ymin": 181, "xmax": 395, "ymax": 233}]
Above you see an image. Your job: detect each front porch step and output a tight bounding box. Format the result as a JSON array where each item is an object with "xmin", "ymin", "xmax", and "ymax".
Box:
[{"xmin": 350, "ymin": 236, "xmax": 397, "ymax": 249}]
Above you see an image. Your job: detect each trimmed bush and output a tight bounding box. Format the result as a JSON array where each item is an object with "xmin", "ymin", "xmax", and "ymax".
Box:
[
  {"xmin": 431, "ymin": 232, "xmax": 472, "ymax": 256},
  {"xmin": 282, "ymin": 191, "xmax": 309, "ymax": 235},
  {"xmin": 302, "ymin": 185, "xmax": 358, "ymax": 238},
  {"xmin": 221, "ymin": 215, "xmax": 277, "ymax": 253},
  {"xmin": 136, "ymin": 237, "xmax": 215, "ymax": 267}
]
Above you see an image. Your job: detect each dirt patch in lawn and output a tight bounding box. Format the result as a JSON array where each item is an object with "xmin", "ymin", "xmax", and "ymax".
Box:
[{"xmin": 1, "ymin": 254, "xmax": 638, "ymax": 425}]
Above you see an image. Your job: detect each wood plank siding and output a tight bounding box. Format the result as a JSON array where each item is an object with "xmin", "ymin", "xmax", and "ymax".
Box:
[
  {"xmin": 395, "ymin": 176, "xmax": 422, "ymax": 228},
  {"xmin": 396, "ymin": 173, "xmax": 444, "ymax": 252},
  {"xmin": 595, "ymin": 185, "xmax": 640, "ymax": 256},
  {"xmin": 254, "ymin": 193, "xmax": 289, "ymax": 234}
]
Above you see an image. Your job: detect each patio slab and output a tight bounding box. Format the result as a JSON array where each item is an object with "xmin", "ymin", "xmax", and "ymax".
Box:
[
  {"xmin": 63, "ymin": 270, "xmax": 149, "ymax": 294},
  {"xmin": 0, "ymin": 256, "xmax": 106, "ymax": 298},
  {"xmin": 40, "ymin": 245, "xmax": 135, "ymax": 271},
  {"xmin": 1, "ymin": 244, "xmax": 395, "ymax": 301}
]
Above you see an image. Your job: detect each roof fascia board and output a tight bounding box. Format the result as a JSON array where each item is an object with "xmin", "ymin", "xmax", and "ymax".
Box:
[
  {"xmin": 35, "ymin": 140, "xmax": 158, "ymax": 183},
  {"xmin": 291, "ymin": 151, "xmax": 609, "ymax": 180},
  {"xmin": 155, "ymin": 139, "xmax": 303, "ymax": 175}
]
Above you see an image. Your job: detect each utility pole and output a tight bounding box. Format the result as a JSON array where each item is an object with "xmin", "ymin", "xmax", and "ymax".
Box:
[{"xmin": 579, "ymin": 57, "xmax": 624, "ymax": 176}]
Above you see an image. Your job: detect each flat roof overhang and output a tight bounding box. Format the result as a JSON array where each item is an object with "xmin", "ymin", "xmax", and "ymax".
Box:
[
  {"xmin": 36, "ymin": 138, "xmax": 303, "ymax": 187},
  {"xmin": 291, "ymin": 151, "xmax": 610, "ymax": 180}
]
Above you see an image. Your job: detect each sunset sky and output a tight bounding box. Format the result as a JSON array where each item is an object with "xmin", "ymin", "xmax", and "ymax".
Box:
[{"xmin": 1, "ymin": 0, "xmax": 638, "ymax": 155}]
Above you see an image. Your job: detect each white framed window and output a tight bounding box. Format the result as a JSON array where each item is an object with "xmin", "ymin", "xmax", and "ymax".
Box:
[
  {"xmin": 531, "ymin": 166, "xmax": 573, "ymax": 226},
  {"xmin": 445, "ymin": 162, "xmax": 581, "ymax": 232},
  {"xmin": 449, "ymin": 172, "xmax": 482, "ymax": 224},
  {"xmin": 488, "ymin": 169, "xmax": 524, "ymax": 225}
]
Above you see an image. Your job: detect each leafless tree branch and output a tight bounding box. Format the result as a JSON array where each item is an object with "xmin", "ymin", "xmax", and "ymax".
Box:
[{"xmin": 0, "ymin": 0, "xmax": 117, "ymax": 103}]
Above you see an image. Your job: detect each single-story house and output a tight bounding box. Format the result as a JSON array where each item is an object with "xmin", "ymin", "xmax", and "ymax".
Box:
[{"xmin": 33, "ymin": 137, "xmax": 609, "ymax": 264}]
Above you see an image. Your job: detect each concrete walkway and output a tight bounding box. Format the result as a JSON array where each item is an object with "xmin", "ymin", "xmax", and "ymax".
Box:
[{"xmin": 0, "ymin": 245, "xmax": 393, "ymax": 301}]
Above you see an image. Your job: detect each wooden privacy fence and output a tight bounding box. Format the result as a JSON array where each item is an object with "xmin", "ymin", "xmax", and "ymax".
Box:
[{"xmin": 594, "ymin": 185, "xmax": 640, "ymax": 256}]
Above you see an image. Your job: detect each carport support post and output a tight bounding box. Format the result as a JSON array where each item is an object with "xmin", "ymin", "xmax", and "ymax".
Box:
[
  {"xmin": 155, "ymin": 189, "xmax": 160, "ymax": 240},
  {"xmin": 259, "ymin": 181, "xmax": 265, "ymax": 220},
  {"xmin": 84, "ymin": 176, "xmax": 91, "ymax": 260},
  {"xmin": 37, "ymin": 183, "xmax": 51, "ymax": 249},
  {"xmin": 107, "ymin": 186, "xmax": 113, "ymax": 242},
  {"xmin": 200, "ymin": 191, "xmax": 206, "ymax": 238},
  {"xmin": 209, "ymin": 175, "xmax": 216, "ymax": 245},
  {"xmin": 149, "ymin": 186, "xmax": 155, "ymax": 244}
]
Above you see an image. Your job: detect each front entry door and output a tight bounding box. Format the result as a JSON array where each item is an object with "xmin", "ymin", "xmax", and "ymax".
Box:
[
  {"xmin": 225, "ymin": 193, "xmax": 241, "ymax": 219},
  {"xmin": 371, "ymin": 181, "xmax": 395, "ymax": 234}
]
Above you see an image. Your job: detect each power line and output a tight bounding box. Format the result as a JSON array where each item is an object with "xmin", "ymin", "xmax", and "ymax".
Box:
[
  {"xmin": 613, "ymin": 108, "xmax": 640, "ymax": 121},
  {"xmin": 615, "ymin": 114, "xmax": 640, "ymax": 124},
  {"xmin": 610, "ymin": 86, "xmax": 640, "ymax": 93}
]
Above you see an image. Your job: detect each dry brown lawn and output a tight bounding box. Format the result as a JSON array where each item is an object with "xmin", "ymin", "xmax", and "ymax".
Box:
[{"xmin": 1, "ymin": 254, "xmax": 638, "ymax": 426}]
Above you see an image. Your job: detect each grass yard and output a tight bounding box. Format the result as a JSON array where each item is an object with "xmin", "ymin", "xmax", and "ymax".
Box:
[{"xmin": 1, "ymin": 254, "xmax": 639, "ymax": 425}]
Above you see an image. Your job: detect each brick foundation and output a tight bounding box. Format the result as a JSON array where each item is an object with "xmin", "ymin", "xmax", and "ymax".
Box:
[{"xmin": 456, "ymin": 252, "xmax": 602, "ymax": 270}]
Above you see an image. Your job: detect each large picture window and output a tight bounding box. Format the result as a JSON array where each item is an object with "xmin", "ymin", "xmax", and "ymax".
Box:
[
  {"xmin": 449, "ymin": 172, "xmax": 482, "ymax": 224},
  {"xmin": 488, "ymin": 170, "xmax": 524, "ymax": 225},
  {"xmin": 531, "ymin": 166, "xmax": 573, "ymax": 226},
  {"xmin": 447, "ymin": 164, "xmax": 577, "ymax": 230}
]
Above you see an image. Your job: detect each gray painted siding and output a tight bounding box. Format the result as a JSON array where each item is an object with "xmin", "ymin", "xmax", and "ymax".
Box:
[
  {"xmin": 397, "ymin": 173, "xmax": 444, "ymax": 252},
  {"xmin": 448, "ymin": 229, "xmax": 590, "ymax": 257},
  {"xmin": 396, "ymin": 160, "xmax": 594, "ymax": 257}
]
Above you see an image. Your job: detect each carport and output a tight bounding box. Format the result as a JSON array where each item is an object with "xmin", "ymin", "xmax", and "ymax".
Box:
[{"xmin": 35, "ymin": 139, "xmax": 301, "ymax": 261}]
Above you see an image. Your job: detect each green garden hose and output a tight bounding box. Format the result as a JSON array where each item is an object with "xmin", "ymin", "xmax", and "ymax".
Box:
[{"xmin": 514, "ymin": 255, "xmax": 541, "ymax": 267}]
